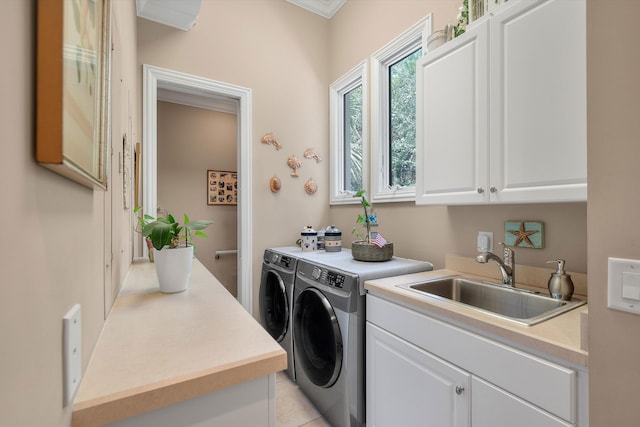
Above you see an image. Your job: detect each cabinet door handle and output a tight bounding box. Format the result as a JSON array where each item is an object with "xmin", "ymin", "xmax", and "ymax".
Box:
[
  {"xmin": 477, "ymin": 187, "xmax": 485, "ymax": 194},
  {"xmin": 455, "ymin": 385, "xmax": 465, "ymax": 395},
  {"xmin": 490, "ymin": 186, "xmax": 497, "ymax": 193}
]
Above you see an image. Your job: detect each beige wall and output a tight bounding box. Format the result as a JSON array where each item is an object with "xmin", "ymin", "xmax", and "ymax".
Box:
[
  {"xmin": 327, "ymin": 0, "xmax": 588, "ymax": 273},
  {"xmin": 137, "ymin": 0, "xmax": 332, "ymax": 315},
  {"xmin": 0, "ymin": 0, "xmax": 137, "ymax": 425},
  {"xmin": 587, "ymin": 0, "xmax": 640, "ymax": 424},
  {"xmin": 3, "ymin": 1, "xmax": 633, "ymax": 424},
  {"xmin": 329, "ymin": 0, "xmax": 461, "ymax": 79},
  {"xmin": 157, "ymin": 101, "xmax": 238, "ymax": 295}
]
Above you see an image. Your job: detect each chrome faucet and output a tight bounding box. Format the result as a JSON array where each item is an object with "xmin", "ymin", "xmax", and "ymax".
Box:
[{"xmin": 475, "ymin": 243, "xmax": 515, "ymax": 287}]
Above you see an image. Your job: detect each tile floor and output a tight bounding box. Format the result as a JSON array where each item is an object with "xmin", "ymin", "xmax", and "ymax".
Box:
[{"xmin": 276, "ymin": 371, "xmax": 332, "ymax": 427}]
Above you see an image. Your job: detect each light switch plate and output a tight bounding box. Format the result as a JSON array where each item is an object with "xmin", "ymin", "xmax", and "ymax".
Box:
[
  {"xmin": 63, "ymin": 304, "xmax": 82, "ymax": 406},
  {"xmin": 477, "ymin": 231, "xmax": 493, "ymax": 253},
  {"xmin": 608, "ymin": 258, "xmax": 640, "ymax": 315}
]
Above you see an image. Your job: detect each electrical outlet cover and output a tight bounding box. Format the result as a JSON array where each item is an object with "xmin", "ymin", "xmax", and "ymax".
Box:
[
  {"xmin": 63, "ymin": 304, "xmax": 82, "ymax": 406},
  {"xmin": 477, "ymin": 231, "xmax": 493, "ymax": 253}
]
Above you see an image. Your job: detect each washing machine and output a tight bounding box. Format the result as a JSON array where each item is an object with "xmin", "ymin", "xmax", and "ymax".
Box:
[
  {"xmin": 259, "ymin": 249, "xmax": 298, "ymax": 381},
  {"xmin": 293, "ymin": 254, "xmax": 433, "ymax": 427}
]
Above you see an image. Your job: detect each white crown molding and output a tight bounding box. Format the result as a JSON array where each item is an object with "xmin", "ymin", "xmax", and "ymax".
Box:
[{"xmin": 286, "ymin": 0, "xmax": 347, "ymax": 19}]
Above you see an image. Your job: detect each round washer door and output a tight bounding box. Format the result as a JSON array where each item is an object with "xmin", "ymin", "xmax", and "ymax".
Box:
[
  {"xmin": 259, "ymin": 270, "xmax": 289, "ymax": 342},
  {"xmin": 293, "ymin": 287, "xmax": 343, "ymax": 388}
]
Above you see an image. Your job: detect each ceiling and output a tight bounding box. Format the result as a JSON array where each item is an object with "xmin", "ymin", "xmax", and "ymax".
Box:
[{"xmin": 286, "ymin": 0, "xmax": 347, "ymax": 19}]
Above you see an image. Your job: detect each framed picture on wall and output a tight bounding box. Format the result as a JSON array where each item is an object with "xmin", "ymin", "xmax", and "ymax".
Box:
[
  {"xmin": 208, "ymin": 170, "xmax": 238, "ymax": 205},
  {"xmin": 36, "ymin": 0, "xmax": 112, "ymax": 189}
]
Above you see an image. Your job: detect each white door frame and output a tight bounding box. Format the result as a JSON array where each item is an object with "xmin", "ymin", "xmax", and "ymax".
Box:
[{"xmin": 142, "ymin": 64, "xmax": 253, "ymax": 313}]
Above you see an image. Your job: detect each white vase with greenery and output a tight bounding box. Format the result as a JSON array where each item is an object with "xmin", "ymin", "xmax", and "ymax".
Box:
[{"xmin": 141, "ymin": 212, "xmax": 212, "ymax": 293}]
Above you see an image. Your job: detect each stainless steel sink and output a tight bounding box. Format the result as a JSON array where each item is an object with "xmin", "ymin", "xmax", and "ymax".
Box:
[{"xmin": 398, "ymin": 276, "xmax": 586, "ymax": 326}]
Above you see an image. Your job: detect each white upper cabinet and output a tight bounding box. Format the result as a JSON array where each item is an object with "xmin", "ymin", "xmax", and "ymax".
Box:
[
  {"xmin": 490, "ymin": 0, "xmax": 586, "ymax": 203},
  {"xmin": 416, "ymin": 18, "xmax": 490, "ymax": 205},
  {"xmin": 416, "ymin": 0, "xmax": 586, "ymax": 205}
]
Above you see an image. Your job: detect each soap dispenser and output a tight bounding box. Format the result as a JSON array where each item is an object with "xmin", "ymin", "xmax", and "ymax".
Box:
[{"xmin": 546, "ymin": 259, "xmax": 574, "ymax": 301}]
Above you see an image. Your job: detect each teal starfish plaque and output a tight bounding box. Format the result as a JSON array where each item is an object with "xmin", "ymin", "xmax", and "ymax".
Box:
[{"xmin": 504, "ymin": 221, "xmax": 544, "ymax": 249}]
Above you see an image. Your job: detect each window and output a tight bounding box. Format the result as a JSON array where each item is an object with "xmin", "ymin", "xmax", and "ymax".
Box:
[
  {"xmin": 330, "ymin": 60, "xmax": 368, "ymax": 205},
  {"xmin": 370, "ymin": 15, "xmax": 432, "ymax": 202}
]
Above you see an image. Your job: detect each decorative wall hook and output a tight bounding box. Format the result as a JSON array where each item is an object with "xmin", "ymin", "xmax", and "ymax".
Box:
[
  {"xmin": 304, "ymin": 148, "xmax": 322, "ymax": 163},
  {"xmin": 287, "ymin": 155, "xmax": 301, "ymax": 177},
  {"xmin": 304, "ymin": 177, "xmax": 318, "ymax": 195},
  {"xmin": 261, "ymin": 133, "xmax": 282, "ymax": 150},
  {"xmin": 269, "ymin": 176, "xmax": 281, "ymax": 193}
]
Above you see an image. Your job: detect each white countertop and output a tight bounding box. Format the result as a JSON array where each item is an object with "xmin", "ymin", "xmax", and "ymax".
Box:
[
  {"xmin": 365, "ymin": 267, "xmax": 588, "ymax": 367},
  {"xmin": 72, "ymin": 259, "xmax": 286, "ymax": 427}
]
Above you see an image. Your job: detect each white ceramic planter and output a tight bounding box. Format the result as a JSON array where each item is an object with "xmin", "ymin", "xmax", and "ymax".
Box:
[{"xmin": 153, "ymin": 246, "xmax": 194, "ymax": 293}]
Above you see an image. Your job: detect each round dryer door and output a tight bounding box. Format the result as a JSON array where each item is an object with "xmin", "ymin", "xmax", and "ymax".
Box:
[
  {"xmin": 260, "ymin": 270, "xmax": 289, "ymax": 342},
  {"xmin": 294, "ymin": 288, "xmax": 343, "ymax": 388}
]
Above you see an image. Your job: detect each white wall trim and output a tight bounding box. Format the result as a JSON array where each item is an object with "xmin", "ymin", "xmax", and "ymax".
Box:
[
  {"xmin": 142, "ymin": 64, "xmax": 253, "ymax": 313},
  {"xmin": 329, "ymin": 60, "xmax": 368, "ymax": 205},
  {"xmin": 370, "ymin": 14, "xmax": 432, "ymax": 204}
]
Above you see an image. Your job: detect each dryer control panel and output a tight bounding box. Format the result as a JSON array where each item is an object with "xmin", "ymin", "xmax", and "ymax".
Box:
[{"xmin": 268, "ymin": 253, "xmax": 293, "ymax": 268}]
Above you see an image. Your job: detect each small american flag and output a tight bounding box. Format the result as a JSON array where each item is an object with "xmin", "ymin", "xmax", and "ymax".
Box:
[{"xmin": 371, "ymin": 232, "xmax": 387, "ymax": 248}]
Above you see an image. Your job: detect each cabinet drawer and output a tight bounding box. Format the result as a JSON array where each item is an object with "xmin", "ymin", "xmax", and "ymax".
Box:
[
  {"xmin": 367, "ymin": 295, "xmax": 576, "ymax": 423},
  {"xmin": 472, "ymin": 377, "xmax": 573, "ymax": 427}
]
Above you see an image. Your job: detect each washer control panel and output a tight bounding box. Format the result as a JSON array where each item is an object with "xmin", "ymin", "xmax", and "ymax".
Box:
[
  {"xmin": 327, "ymin": 271, "xmax": 346, "ymax": 288},
  {"xmin": 304, "ymin": 263, "xmax": 353, "ymax": 292}
]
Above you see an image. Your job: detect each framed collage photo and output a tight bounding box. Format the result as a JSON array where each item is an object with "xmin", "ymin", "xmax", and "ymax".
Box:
[{"xmin": 208, "ymin": 170, "xmax": 238, "ymax": 205}]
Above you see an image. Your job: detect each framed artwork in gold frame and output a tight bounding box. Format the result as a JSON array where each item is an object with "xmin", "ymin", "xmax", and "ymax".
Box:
[{"xmin": 36, "ymin": 0, "xmax": 112, "ymax": 189}]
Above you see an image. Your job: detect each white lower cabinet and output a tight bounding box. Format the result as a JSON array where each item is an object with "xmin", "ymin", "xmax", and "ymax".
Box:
[
  {"xmin": 366, "ymin": 294, "xmax": 587, "ymax": 426},
  {"xmin": 106, "ymin": 374, "xmax": 275, "ymax": 427},
  {"xmin": 366, "ymin": 322, "xmax": 470, "ymax": 427}
]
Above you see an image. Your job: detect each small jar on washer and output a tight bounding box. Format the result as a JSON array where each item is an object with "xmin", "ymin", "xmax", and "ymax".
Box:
[
  {"xmin": 324, "ymin": 225, "xmax": 342, "ymax": 252},
  {"xmin": 300, "ymin": 226, "xmax": 317, "ymax": 252}
]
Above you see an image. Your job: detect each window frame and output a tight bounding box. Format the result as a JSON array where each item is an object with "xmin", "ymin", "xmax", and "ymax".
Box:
[
  {"xmin": 370, "ymin": 14, "xmax": 432, "ymax": 203},
  {"xmin": 329, "ymin": 60, "xmax": 368, "ymax": 205}
]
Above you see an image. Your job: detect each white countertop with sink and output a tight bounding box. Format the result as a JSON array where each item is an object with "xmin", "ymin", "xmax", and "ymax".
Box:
[{"xmin": 364, "ymin": 255, "xmax": 588, "ymax": 367}]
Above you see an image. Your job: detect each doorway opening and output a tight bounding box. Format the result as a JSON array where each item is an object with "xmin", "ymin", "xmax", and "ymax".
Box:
[{"xmin": 142, "ymin": 65, "xmax": 253, "ymax": 312}]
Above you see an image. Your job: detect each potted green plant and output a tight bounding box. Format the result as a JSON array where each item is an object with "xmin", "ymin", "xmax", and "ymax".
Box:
[
  {"xmin": 134, "ymin": 206, "xmax": 156, "ymax": 262},
  {"xmin": 351, "ymin": 190, "xmax": 393, "ymax": 262},
  {"xmin": 140, "ymin": 211, "xmax": 212, "ymax": 293}
]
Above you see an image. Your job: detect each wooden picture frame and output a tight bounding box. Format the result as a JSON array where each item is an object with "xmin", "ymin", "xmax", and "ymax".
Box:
[
  {"xmin": 36, "ymin": 0, "xmax": 112, "ymax": 189},
  {"xmin": 207, "ymin": 170, "xmax": 238, "ymax": 205}
]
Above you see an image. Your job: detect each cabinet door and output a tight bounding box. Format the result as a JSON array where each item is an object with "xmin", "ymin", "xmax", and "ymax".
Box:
[
  {"xmin": 366, "ymin": 322, "xmax": 470, "ymax": 427},
  {"xmin": 416, "ymin": 20, "xmax": 489, "ymax": 205},
  {"xmin": 489, "ymin": 0, "xmax": 586, "ymax": 203},
  {"xmin": 472, "ymin": 377, "xmax": 573, "ymax": 427}
]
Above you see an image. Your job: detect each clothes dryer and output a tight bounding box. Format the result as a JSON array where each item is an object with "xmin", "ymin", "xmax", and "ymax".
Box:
[{"xmin": 259, "ymin": 249, "xmax": 297, "ymax": 380}]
